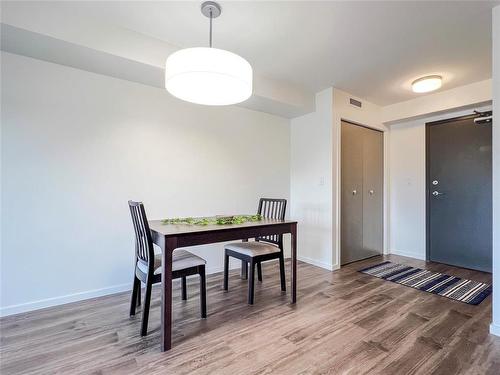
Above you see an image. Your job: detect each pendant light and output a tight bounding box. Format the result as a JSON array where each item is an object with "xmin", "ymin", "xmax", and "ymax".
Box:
[{"xmin": 165, "ymin": 1, "xmax": 253, "ymax": 106}]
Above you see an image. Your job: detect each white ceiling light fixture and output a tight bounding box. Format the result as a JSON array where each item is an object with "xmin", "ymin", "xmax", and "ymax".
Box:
[
  {"xmin": 411, "ymin": 75, "xmax": 442, "ymax": 93},
  {"xmin": 165, "ymin": 1, "xmax": 252, "ymax": 106}
]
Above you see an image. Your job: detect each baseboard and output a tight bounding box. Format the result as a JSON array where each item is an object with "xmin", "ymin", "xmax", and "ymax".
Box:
[
  {"xmin": 297, "ymin": 255, "xmax": 338, "ymax": 271},
  {"xmin": 389, "ymin": 249, "xmax": 426, "ymax": 261},
  {"xmin": 0, "ymin": 262, "xmax": 247, "ymax": 318},
  {"xmin": 0, "ymin": 283, "xmax": 132, "ymax": 317},
  {"xmin": 206, "ymin": 263, "xmax": 240, "ymax": 275},
  {"xmin": 490, "ymin": 323, "xmax": 500, "ymax": 337}
]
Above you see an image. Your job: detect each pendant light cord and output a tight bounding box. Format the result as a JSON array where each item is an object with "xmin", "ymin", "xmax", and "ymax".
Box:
[{"xmin": 209, "ymin": 9, "xmax": 213, "ymax": 48}]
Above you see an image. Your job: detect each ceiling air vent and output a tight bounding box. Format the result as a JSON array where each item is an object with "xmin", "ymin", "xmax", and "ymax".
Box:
[{"xmin": 350, "ymin": 98, "xmax": 362, "ymax": 108}]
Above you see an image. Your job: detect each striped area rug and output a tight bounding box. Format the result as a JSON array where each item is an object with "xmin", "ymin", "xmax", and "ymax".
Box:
[{"xmin": 359, "ymin": 261, "xmax": 492, "ymax": 305}]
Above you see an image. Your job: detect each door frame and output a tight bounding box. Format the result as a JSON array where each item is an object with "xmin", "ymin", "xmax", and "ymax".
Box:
[{"xmin": 425, "ymin": 113, "xmax": 486, "ymax": 262}]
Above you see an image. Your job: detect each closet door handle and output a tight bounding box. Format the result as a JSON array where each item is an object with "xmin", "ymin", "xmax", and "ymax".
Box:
[
  {"xmin": 369, "ymin": 190, "xmax": 374, "ymax": 195},
  {"xmin": 352, "ymin": 190, "xmax": 357, "ymax": 195}
]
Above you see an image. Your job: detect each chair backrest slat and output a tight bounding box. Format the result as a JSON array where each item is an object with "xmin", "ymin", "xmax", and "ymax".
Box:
[
  {"xmin": 128, "ymin": 200, "xmax": 155, "ymax": 268},
  {"xmin": 256, "ymin": 198, "xmax": 287, "ymax": 246}
]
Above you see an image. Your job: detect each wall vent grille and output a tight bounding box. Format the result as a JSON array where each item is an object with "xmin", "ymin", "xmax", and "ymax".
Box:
[{"xmin": 350, "ymin": 98, "xmax": 362, "ymax": 108}]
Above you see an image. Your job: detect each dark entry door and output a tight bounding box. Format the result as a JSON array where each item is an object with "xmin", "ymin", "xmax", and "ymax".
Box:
[{"xmin": 427, "ymin": 115, "xmax": 492, "ymax": 272}]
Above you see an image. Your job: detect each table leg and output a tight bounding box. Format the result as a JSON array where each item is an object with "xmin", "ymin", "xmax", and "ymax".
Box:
[
  {"xmin": 161, "ymin": 236, "xmax": 176, "ymax": 352},
  {"xmin": 291, "ymin": 223, "xmax": 297, "ymax": 303}
]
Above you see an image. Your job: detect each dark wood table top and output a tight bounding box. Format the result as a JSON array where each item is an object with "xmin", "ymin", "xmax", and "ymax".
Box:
[
  {"xmin": 149, "ymin": 216, "xmax": 298, "ymax": 351},
  {"xmin": 149, "ymin": 218, "xmax": 297, "ymax": 237}
]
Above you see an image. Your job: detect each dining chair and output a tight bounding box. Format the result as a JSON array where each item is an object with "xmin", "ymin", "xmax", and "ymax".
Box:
[
  {"xmin": 128, "ymin": 200, "xmax": 207, "ymax": 336},
  {"xmin": 223, "ymin": 198, "xmax": 287, "ymax": 304}
]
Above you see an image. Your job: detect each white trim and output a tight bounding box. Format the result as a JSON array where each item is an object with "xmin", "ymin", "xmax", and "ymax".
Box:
[
  {"xmin": 490, "ymin": 323, "xmax": 500, "ymax": 337},
  {"xmin": 333, "ymin": 111, "xmax": 342, "ymax": 269},
  {"xmin": 0, "ymin": 283, "xmax": 131, "ymax": 317},
  {"xmin": 384, "ymin": 130, "xmax": 391, "ymax": 255},
  {"xmin": 389, "ymin": 249, "xmax": 426, "ymax": 261},
  {"xmin": 0, "ymin": 262, "xmax": 257, "ymax": 317},
  {"xmin": 297, "ymin": 255, "xmax": 338, "ymax": 271},
  {"xmin": 206, "ymin": 263, "xmax": 240, "ymax": 275}
]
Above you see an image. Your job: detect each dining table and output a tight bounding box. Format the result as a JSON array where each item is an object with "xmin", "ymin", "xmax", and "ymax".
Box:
[{"xmin": 148, "ymin": 218, "xmax": 298, "ymax": 352}]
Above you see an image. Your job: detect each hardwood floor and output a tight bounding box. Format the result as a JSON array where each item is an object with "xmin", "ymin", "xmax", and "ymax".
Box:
[{"xmin": 1, "ymin": 255, "xmax": 499, "ymax": 374}]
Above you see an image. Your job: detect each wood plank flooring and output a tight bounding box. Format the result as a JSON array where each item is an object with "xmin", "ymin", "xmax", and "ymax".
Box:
[{"xmin": 1, "ymin": 255, "xmax": 499, "ymax": 374}]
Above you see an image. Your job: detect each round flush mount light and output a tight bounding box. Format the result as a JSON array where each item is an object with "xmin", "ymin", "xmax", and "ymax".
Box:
[
  {"xmin": 411, "ymin": 75, "xmax": 442, "ymax": 93},
  {"xmin": 165, "ymin": 1, "xmax": 253, "ymax": 106}
]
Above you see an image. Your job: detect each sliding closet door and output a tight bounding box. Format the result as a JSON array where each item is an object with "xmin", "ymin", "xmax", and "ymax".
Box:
[
  {"xmin": 362, "ymin": 127, "xmax": 384, "ymax": 257},
  {"xmin": 341, "ymin": 121, "xmax": 364, "ymax": 265}
]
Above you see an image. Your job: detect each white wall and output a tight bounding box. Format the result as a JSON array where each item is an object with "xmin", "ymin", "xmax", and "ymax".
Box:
[
  {"xmin": 0, "ymin": 52, "xmax": 290, "ymax": 316},
  {"xmin": 388, "ymin": 119, "xmax": 426, "ymax": 260},
  {"xmin": 388, "ymin": 107, "xmax": 492, "ymax": 261},
  {"xmin": 490, "ymin": 4, "xmax": 500, "ymax": 337},
  {"xmin": 290, "ymin": 89, "xmax": 334, "ymax": 270}
]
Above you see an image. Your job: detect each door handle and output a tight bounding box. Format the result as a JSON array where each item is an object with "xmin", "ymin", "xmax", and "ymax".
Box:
[
  {"xmin": 352, "ymin": 190, "xmax": 357, "ymax": 195},
  {"xmin": 369, "ymin": 190, "xmax": 374, "ymax": 195},
  {"xmin": 432, "ymin": 191, "xmax": 445, "ymax": 196}
]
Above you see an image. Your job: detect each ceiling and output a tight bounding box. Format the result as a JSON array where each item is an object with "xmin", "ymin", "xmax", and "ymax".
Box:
[{"xmin": 1, "ymin": 1, "xmax": 498, "ymax": 107}]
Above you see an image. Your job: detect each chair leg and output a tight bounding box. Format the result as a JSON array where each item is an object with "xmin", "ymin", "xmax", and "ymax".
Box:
[
  {"xmin": 136, "ymin": 282, "xmax": 141, "ymax": 307},
  {"xmin": 199, "ymin": 266, "xmax": 207, "ymax": 318},
  {"xmin": 248, "ymin": 261, "xmax": 255, "ymax": 305},
  {"xmin": 181, "ymin": 276, "xmax": 187, "ymax": 300},
  {"xmin": 141, "ymin": 277, "xmax": 152, "ymax": 336},
  {"xmin": 257, "ymin": 262, "xmax": 263, "ymax": 282},
  {"xmin": 241, "ymin": 260, "xmax": 248, "ymax": 280},
  {"xmin": 279, "ymin": 253, "xmax": 286, "ymax": 292},
  {"xmin": 130, "ymin": 274, "xmax": 140, "ymax": 316},
  {"xmin": 224, "ymin": 253, "xmax": 229, "ymax": 291}
]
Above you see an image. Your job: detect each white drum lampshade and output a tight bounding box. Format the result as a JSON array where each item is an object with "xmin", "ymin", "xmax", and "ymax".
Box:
[
  {"xmin": 164, "ymin": 2, "xmax": 253, "ymax": 106},
  {"xmin": 165, "ymin": 47, "xmax": 252, "ymax": 106}
]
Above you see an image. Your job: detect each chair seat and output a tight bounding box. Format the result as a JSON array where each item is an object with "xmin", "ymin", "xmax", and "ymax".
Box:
[
  {"xmin": 224, "ymin": 241, "xmax": 280, "ymax": 257},
  {"xmin": 137, "ymin": 249, "xmax": 206, "ymax": 275}
]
